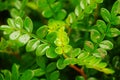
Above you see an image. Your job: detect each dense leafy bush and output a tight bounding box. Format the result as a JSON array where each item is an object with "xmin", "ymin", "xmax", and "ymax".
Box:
[{"xmin": 0, "ymin": 0, "xmax": 120, "ymax": 80}]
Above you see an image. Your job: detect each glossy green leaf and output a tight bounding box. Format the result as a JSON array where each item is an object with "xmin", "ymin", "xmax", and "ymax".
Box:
[
  {"xmin": 0, "ymin": 25, "xmax": 10, "ymax": 30},
  {"xmin": 101, "ymin": 8, "xmax": 111, "ymax": 22},
  {"xmin": 54, "ymin": 32, "xmax": 69, "ymax": 46},
  {"xmin": 90, "ymin": 29, "xmax": 101, "ymax": 43},
  {"xmin": 24, "ymin": 17, "xmax": 33, "ymax": 32},
  {"xmin": 37, "ymin": 0, "xmax": 48, "ymax": 9},
  {"xmin": 49, "ymin": 0, "xmax": 56, "ymax": 4},
  {"xmin": 64, "ymin": 58, "xmax": 77, "ymax": 65},
  {"xmin": 99, "ymin": 40, "xmax": 113, "ymax": 50},
  {"xmin": 49, "ymin": 71, "xmax": 60, "ymax": 80},
  {"xmin": 70, "ymin": 48, "xmax": 81, "ymax": 58},
  {"xmin": 66, "ymin": 12, "xmax": 76, "ymax": 24},
  {"xmin": 93, "ymin": 48, "xmax": 107, "ymax": 58},
  {"xmin": 46, "ymin": 62, "xmax": 56, "ymax": 73},
  {"xmin": 52, "ymin": 2, "xmax": 62, "ymax": 12},
  {"xmin": 84, "ymin": 41, "xmax": 94, "ymax": 52},
  {"xmin": 75, "ymin": 5, "xmax": 82, "ymax": 16},
  {"xmin": 55, "ymin": 47, "xmax": 63, "ymax": 54},
  {"xmin": 26, "ymin": 39, "xmax": 40, "ymax": 52},
  {"xmin": 46, "ymin": 47, "xmax": 58, "ymax": 58},
  {"xmin": 56, "ymin": 9, "xmax": 67, "ymax": 20},
  {"xmin": 46, "ymin": 32, "xmax": 57, "ymax": 44},
  {"xmin": 18, "ymin": 34, "xmax": 30, "ymax": 45},
  {"xmin": 103, "ymin": 68, "xmax": 115, "ymax": 74},
  {"xmin": 75, "ymin": 76, "xmax": 85, "ymax": 80},
  {"xmin": 1, "ymin": 70, "xmax": 11, "ymax": 80},
  {"xmin": 111, "ymin": 16, "xmax": 120, "ymax": 25},
  {"xmin": 9, "ymin": 31, "xmax": 20, "ymax": 40},
  {"xmin": 11, "ymin": 64, "xmax": 20, "ymax": 80},
  {"xmin": 33, "ymin": 68, "xmax": 45, "ymax": 77},
  {"xmin": 107, "ymin": 28, "xmax": 120, "ymax": 37},
  {"xmin": 63, "ymin": 45, "xmax": 72, "ymax": 53},
  {"xmin": 10, "ymin": 8, "xmax": 19, "ymax": 18},
  {"xmin": 96, "ymin": 0, "xmax": 103, "ymax": 3},
  {"xmin": 15, "ymin": 16, "xmax": 23, "ymax": 29},
  {"xmin": 20, "ymin": 70, "xmax": 34, "ymax": 80},
  {"xmin": 57, "ymin": 58, "xmax": 66, "ymax": 69},
  {"xmin": 80, "ymin": 0, "xmax": 87, "ymax": 9},
  {"xmin": 96, "ymin": 20, "xmax": 107, "ymax": 33},
  {"xmin": 36, "ymin": 25, "xmax": 48, "ymax": 39},
  {"xmin": 36, "ymin": 44, "xmax": 49, "ymax": 56},
  {"xmin": 7, "ymin": 18, "xmax": 15, "ymax": 28},
  {"xmin": 42, "ymin": 9, "xmax": 53, "ymax": 18},
  {"xmin": 111, "ymin": 0, "xmax": 120, "ymax": 16},
  {"xmin": 97, "ymin": 62, "xmax": 107, "ymax": 68}
]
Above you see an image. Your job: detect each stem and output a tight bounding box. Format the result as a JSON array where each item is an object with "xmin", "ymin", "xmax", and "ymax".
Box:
[
  {"xmin": 70, "ymin": 65, "xmax": 87, "ymax": 80},
  {"xmin": 63, "ymin": 54, "xmax": 87, "ymax": 80}
]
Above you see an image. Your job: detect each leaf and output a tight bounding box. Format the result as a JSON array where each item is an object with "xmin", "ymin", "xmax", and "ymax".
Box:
[
  {"xmin": 57, "ymin": 58, "xmax": 66, "ymax": 69},
  {"xmin": 99, "ymin": 40, "xmax": 113, "ymax": 50},
  {"xmin": 37, "ymin": 0, "xmax": 48, "ymax": 9},
  {"xmin": 93, "ymin": 48, "xmax": 107, "ymax": 58},
  {"xmin": 24, "ymin": 17, "xmax": 33, "ymax": 32},
  {"xmin": 7, "ymin": 18, "xmax": 15, "ymax": 28},
  {"xmin": 111, "ymin": 16, "xmax": 120, "ymax": 25},
  {"xmin": 107, "ymin": 28, "xmax": 120, "ymax": 37},
  {"xmin": 75, "ymin": 5, "xmax": 82, "ymax": 16},
  {"xmin": 20, "ymin": 70, "xmax": 34, "ymax": 80},
  {"xmin": 96, "ymin": 62, "xmax": 107, "ymax": 68},
  {"xmin": 102, "ymin": 68, "xmax": 115, "ymax": 74},
  {"xmin": 84, "ymin": 41, "xmax": 94, "ymax": 52},
  {"xmin": 63, "ymin": 45, "xmax": 72, "ymax": 53},
  {"xmin": 36, "ymin": 44, "xmax": 49, "ymax": 56},
  {"xmin": 49, "ymin": 71, "xmax": 60, "ymax": 80},
  {"xmin": 55, "ymin": 9, "xmax": 67, "ymax": 20},
  {"xmin": 26, "ymin": 39, "xmax": 40, "ymax": 52},
  {"xmin": 96, "ymin": 0, "xmax": 103, "ymax": 3},
  {"xmin": 64, "ymin": 58, "xmax": 77, "ymax": 65},
  {"xmin": 1, "ymin": 70, "xmax": 11, "ymax": 80},
  {"xmin": 52, "ymin": 2, "xmax": 62, "ymax": 12},
  {"xmin": 96, "ymin": 20, "xmax": 107, "ymax": 33},
  {"xmin": 46, "ymin": 47, "xmax": 58, "ymax": 58},
  {"xmin": 101, "ymin": 8, "xmax": 111, "ymax": 22},
  {"xmin": 15, "ymin": 16, "xmax": 23, "ymax": 29},
  {"xmin": 70, "ymin": 48, "xmax": 81, "ymax": 58},
  {"xmin": 111, "ymin": 0, "xmax": 120, "ymax": 16},
  {"xmin": 33, "ymin": 68, "xmax": 45, "ymax": 77},
  {"xmin": 80, "ymin": 0, "xmax": 87, "ymax": 9},
  {"xmin": 36, "ymin": 56, "xmax": 47, "ymax": 69},
  {"xmin": 90, "ymin": 29, "xmax": 101, "ymax": 43},
  {"xmin": 18, "ymin": 34, "xmax": 30, "ymax": 45},
  {"xmin": 0, "ymin": 25, "xmax": 10, "ymax": 30},
  {"xmin": 46, "ymin": 62, "xmax": 56, "ymax": 73},
  {"xmin": 42, "ymin": 9, "xmax": 53, "ymax": 18},
  {"xmin": 75, "ymin": 76, "xmax": 85, "ymax": 80},
  {"xmin": 54, "ymin": 32, "xmax": 69, "ymax": 46},
  {"xmin": 10, "ymin": 8, "xmax": 19, "ymax": 18},
  {"xmin": 55, "ymin": 47, "xmax": 63, "ymax": 54},
  {"xmin": 46, "ymin": 32, "xmax": 57, "ymax": 44},
  {"xmin": 9, "ymin": 31, "xmax": 20, "ymax": 40},
  {"xmin": 11, "ymin": 64, "xmax": 20, "ymax": 80},
  {"xmin": 66, "ymin": 12, "xmax": 76, "ymax": 24},
  {"xmin": 36, "ymin": 25, "xmax": 48, "ymax": 39}
]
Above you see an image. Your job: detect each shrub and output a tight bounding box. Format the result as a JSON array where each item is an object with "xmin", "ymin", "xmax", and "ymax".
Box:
[{"xmin": 0, "ymin": 0, "xmax": 120, "ymax": 80}]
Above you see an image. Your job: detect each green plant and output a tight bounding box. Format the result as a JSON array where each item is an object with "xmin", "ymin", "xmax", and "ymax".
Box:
[{"xmin": 0, "ymin": 0, "xmax": 120, "ymax": 80}]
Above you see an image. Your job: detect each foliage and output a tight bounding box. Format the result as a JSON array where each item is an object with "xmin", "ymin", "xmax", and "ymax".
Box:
[{"xmin": 0, "ymin": 0, "xmax": 120, "ymax": 80}]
